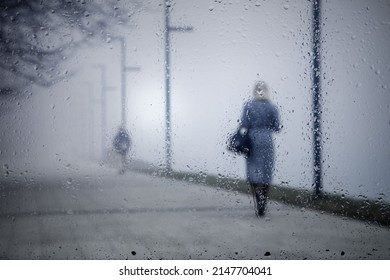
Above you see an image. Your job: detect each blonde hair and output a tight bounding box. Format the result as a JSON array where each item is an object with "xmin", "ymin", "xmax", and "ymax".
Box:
[{"xmin": 252, "ymin": 80, "xmax": 270, "ymax": 100}]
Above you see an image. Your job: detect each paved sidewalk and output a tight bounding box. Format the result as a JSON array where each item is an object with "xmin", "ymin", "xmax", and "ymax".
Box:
[{"xmin": 1, "ymin": 166, "xmax": 389, "ymax": 259}]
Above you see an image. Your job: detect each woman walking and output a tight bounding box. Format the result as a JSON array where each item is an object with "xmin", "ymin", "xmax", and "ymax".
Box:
[{"xmin": 241, "ymin": 81, "xmax": 281, "ymax": 216}]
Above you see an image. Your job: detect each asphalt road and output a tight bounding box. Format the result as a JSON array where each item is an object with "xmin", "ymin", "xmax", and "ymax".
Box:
[{"xmin": 1, "ymin": 164, "xmax": 389, "ymax": 260}]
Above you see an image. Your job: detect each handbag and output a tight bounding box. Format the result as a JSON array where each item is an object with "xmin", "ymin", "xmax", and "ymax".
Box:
[{"xmin": 227, "ymin": 127, "xmax": 250, "ymax": 157}]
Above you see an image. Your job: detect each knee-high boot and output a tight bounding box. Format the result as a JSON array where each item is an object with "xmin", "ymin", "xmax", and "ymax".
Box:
[{"xmin": 256, "ymin": 184, "xmax": 269, "ymax": 216}]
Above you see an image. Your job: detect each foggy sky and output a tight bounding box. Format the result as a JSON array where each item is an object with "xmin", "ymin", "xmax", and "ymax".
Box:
[{"xmin": 1, "ymin": 0, "xmax": 389, "ymax": 202}]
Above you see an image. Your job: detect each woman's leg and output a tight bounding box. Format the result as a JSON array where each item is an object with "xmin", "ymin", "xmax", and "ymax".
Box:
[
  {"xmin": 252, "ymin": 183, "xmax": 269, "ymax": 216},
  {"xmin": 249, "ymin": 182, "xmax": 258, "ymax": 215},
  {"xmin": 257, "ymin": 184, "xmax": 269, "ymax": 215}
]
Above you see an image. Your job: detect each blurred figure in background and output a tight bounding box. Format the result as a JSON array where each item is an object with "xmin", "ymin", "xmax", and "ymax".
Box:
[
  {"xmin": 241, "ymin": 81, "xmax": 281, "ymax": 216},
  {"xmin": 113, "ymin": 127, "xmax": 131, "ymax": 174}
]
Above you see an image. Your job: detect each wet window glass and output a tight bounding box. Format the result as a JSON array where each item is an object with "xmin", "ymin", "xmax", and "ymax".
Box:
[{"xmin": 0, "ymin": 0, "xmax": 389, "ymax": 260}]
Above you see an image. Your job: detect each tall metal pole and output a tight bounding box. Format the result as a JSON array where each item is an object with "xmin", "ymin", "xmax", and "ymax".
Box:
[
  {"xmin": 99, "ymin": 65, "xmax": 107, "ymax": 159},
  {"xmin": 94, "ymin": 64, "xmax": 116, "ymax": 161},
  {"xmin": 119, "ymin": 37, "xmax": 127, "ymax": 127},
  {"xmin": 312, "ymin": 0, "xmax": 323, "ymax": 197},
  {"xmin": 164, "ymin": 1, "xmax": 172, "ymax": 172},
  {"xmin": 163, "ymin": 1, "xmax": 193, "ymax": 172},
  {"xmin": 113, "ymin": 37, "xmax": 140, "ymax": 129},
  {"xmin": 86, "ymin": 82, "xmax": 94, "ymax": 160}
]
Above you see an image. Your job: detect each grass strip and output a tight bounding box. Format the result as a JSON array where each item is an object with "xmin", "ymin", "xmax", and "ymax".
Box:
[{"xmin": 131, "ymin": 165, "xmax": 390, "ymax": 227}]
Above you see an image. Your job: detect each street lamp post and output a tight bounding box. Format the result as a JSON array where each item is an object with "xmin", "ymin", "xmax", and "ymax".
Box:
[
  {"xmin": 87, "ymin": 82, "xmax": 94, "ymax": 159},
  {"xmin": 112, "ymin": 36, "xmax": 140, "ymax": 128},
  {"xmin": 84, "ymin": 82, "xmax": 97, "ymax": 160},
  {"xmin": 94, "ymin": 64, "xmax": 116, "ymax": 160},
  {"xmin": 312, "ymin": 0, "xmax": 323, "ymax": 197},
  {"xmin": 164, "ymin": 0, "xmax": 193, "ymax": 172}
]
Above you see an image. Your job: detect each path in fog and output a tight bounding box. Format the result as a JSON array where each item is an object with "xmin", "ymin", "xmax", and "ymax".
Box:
[{"xmin": 1, "ymin": 165, "xmax": 389, "ymax": 260}]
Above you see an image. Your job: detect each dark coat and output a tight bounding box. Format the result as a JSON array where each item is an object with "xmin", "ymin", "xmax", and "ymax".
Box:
[
  {"xmin": 113, "ymin": 129, "xmax": 131, "ymax": 155},
  {"xmin": 241, "ymin": 99, "xmax": 280, "ymax": 184}
]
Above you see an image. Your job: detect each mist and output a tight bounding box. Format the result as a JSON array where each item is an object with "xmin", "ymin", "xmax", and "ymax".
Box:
[{"xmin": 1, "ymin": 0, "xmax": 389, "ymax": 203}]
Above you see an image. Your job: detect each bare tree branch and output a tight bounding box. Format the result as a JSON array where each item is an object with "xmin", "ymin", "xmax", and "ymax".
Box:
[{"xmin": 0, "ymin": 0, "xmax": 144, "ymax": 92}]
